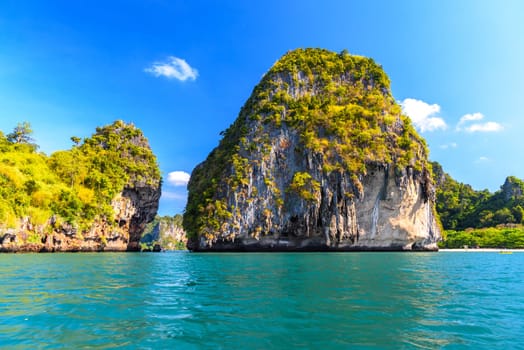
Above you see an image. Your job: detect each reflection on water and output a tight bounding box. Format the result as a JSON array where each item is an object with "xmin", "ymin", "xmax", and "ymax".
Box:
[{"xmin": 0, "ymin": 252, "xmax": 523, "ymax": 349}]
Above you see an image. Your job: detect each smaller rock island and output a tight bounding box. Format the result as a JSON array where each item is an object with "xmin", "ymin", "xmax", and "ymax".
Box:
[
  {"xmin": 0, "ymin": 120, "xmax": 161, "ymax": 252},
  {"xmin": 184, "ymin": 48, "xmax": 441, "ymax": 251}
]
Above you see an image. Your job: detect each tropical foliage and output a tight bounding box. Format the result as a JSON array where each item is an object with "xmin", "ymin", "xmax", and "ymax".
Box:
[
  {"xmin": 432, "ymin": 161, "xmax": 524, "ymax": 248},
  {"xmin": 432, "ymin": 162, "xmax": 524, "ymax": 230},
  {"xmin": 439, "ymin": 227, "xmax": 524, "ymax": 249}
]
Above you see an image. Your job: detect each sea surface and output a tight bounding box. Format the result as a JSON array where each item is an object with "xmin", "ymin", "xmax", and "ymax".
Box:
[{"xmin": 1, "ymin": 252, "xmax": 523, "ymax": 349}]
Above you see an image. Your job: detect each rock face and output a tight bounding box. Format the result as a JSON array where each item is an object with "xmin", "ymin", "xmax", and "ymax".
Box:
[
  {"xmin": 502, "ymin": 177, "xmax": 524, "ymax": 201},
  {"xmin": 184, "ymin": 48, "xmax": 441, "ymax": 251},
  {"xmin": 157, "ymin": 221, "xmax": 187, "ymax": 249},
  {"xmin": 0, "ymin": 185, "xmax": 160, "ymax": 252},
  {"xmin": 110, "ymin": 184, "xmax": 162, "ymax": 251},
  {"xmin": 0, "ymin": 121, "xmax": 161, "ymax": 252}
]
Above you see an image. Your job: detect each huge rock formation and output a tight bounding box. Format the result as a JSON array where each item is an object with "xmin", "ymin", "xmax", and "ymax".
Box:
[
  {"xmin": 184, "ymin": 48, "xmax": 441, "ymax": 251},
  {"xmin": 0, "ymin": 121, "xmax": 161, "ymax": 252}
]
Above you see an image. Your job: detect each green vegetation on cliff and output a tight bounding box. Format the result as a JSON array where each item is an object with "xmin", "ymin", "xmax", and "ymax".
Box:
[
  {"xmin": 184, "ymin": 48, "xmax": 432, "ymax": 241},
  {"xmin": 0, "ymin": 120, "xmax": 160, "ymax": 233}
]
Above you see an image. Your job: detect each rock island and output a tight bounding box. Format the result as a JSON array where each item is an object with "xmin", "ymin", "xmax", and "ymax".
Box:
[
  {"xmin": 0, "ymin": 121, "xmax": 161, "ymax": 252},
  {"xmin": 184, "ymin": 48, "xmax": 441, "ymax": 251}
]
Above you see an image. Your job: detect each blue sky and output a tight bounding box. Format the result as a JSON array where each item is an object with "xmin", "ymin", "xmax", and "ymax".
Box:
[{"xmin": 1, "ymin": 0, "xmax": 523, "ymax": 215}]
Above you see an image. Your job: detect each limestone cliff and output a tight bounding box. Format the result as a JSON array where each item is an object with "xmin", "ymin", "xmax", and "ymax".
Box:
[
  {"xmin": 184, "ymin": 48, "xmax": 441, "ymax": 251},
  {"xmin": 0, "ymin": 121, "xmax": 161, "ymax": 252}
]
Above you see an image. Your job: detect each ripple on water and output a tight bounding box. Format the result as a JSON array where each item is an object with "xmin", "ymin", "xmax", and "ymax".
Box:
[{"xmin": 0, "ymin": 252, "xmax": 523, "ymax": 349}]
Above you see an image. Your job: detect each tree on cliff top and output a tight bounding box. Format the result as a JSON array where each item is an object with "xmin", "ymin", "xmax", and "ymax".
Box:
[{"xmin": 7, "ymin": 122, "xmax": 34, "ymax": 144}]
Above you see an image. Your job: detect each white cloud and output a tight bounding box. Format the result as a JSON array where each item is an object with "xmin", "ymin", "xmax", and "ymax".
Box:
[
  {"xmin": 456, "ymin": 112, "xmax": 503, "ymax": 133},
  {"xmin": 458, "ymin": 112, "xmax": 484, "ymax": 127},
  {"xmin": 440, "ymin": 142, "xmax": 457, "ymax": 149},
  {"xmin": 167, "ymin": 171, "xmax": 191, "ymax": 186},
  {"xmin": 400, "ymin": 98, "xmax": 447, "ymax": 132},
  {"xmin": 475, "ymin": 156, "xmax": 491, "ymax": 164},
  {"xmin": 145, "ymin": 56, "xmax": 198, "ymax": 81},
  {"xmin": 465, "ymin": 121, "xmax": 503, "ymax": 133}
]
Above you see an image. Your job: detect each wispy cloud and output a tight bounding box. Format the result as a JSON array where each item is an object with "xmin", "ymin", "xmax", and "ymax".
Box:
[
  {"xmin": 167, "ymin": 171, "xmax": 191, "ymax": 186},
  {"xmin": 457, "ymin": 112, "xmax": 483, "ymax": 127},
  {"xmin": 456, "ymin": 112, "xmax": 503, "ymax": 133},
  {"xmin": 145, "ymin": 56, "xmax": 198, "ymax": 81},
  {"xmin": 465, "ymin": 121, "xmax": 503, "ymax": 133},
  {"xmin": 161, "ymin": 190, "xmax": 187, "ymax": 200},
  {"xmin": 400, "ymin": 98, "xmax": 447, "ymax": 132},
  {"xmin": 475, "ymin": 156, "xmax": 491, "ymax": 164},
  {"xmin": 440, "ymin": 142, "xmax": 457, "ymax": 149}
]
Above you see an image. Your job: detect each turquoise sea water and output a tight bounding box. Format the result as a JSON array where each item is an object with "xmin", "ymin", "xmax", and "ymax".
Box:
[{"xmin": 1, "ymin": 252, "xmax": 523, "ymax": 349}]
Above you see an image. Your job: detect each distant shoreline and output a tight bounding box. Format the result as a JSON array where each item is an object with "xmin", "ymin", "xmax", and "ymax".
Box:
[{"xmin": 439, "ymin": 248, "xmax": 523, "ymax": 252}]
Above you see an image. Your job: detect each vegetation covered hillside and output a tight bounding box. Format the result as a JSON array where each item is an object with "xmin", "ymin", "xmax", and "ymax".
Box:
[
  {"xmin": 0, "ymin": 120, "xmax": 161, "ymax": 251},
  {"xmin": 432, "ymin": 161, "xmax": 524, "ymax": 248},
  {"xmin": 432, "ymin": 162, "xmax": 524, "ymax": 230}
]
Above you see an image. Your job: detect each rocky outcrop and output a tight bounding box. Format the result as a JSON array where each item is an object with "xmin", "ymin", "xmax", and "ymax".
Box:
[
  {"xmin": 117, "ymin": 185, "xmax": 162, "ymax": 251},
  {"xmin": 502, "ymin": 177, "xmax": 524, "ymax": 201},
  {"xmin": 158, "ymin": 221, "xmax": 187, "ymax": 248},
  {"xmin": 184, "ymin": 48, "xmax": 441, "ymax": 251}
]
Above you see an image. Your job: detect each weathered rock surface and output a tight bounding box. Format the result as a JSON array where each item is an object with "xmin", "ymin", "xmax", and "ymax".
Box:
[
  {"xmin": 157, "ymin": 221, "xmax": 187, "ymax": 249},
  {"xmin": 0, "ymin": 182, "xmax": 160, "ymax": 253},
  {"xmin": 184, "ymin": 48, "xmax": 441, "ymax": 251}
]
